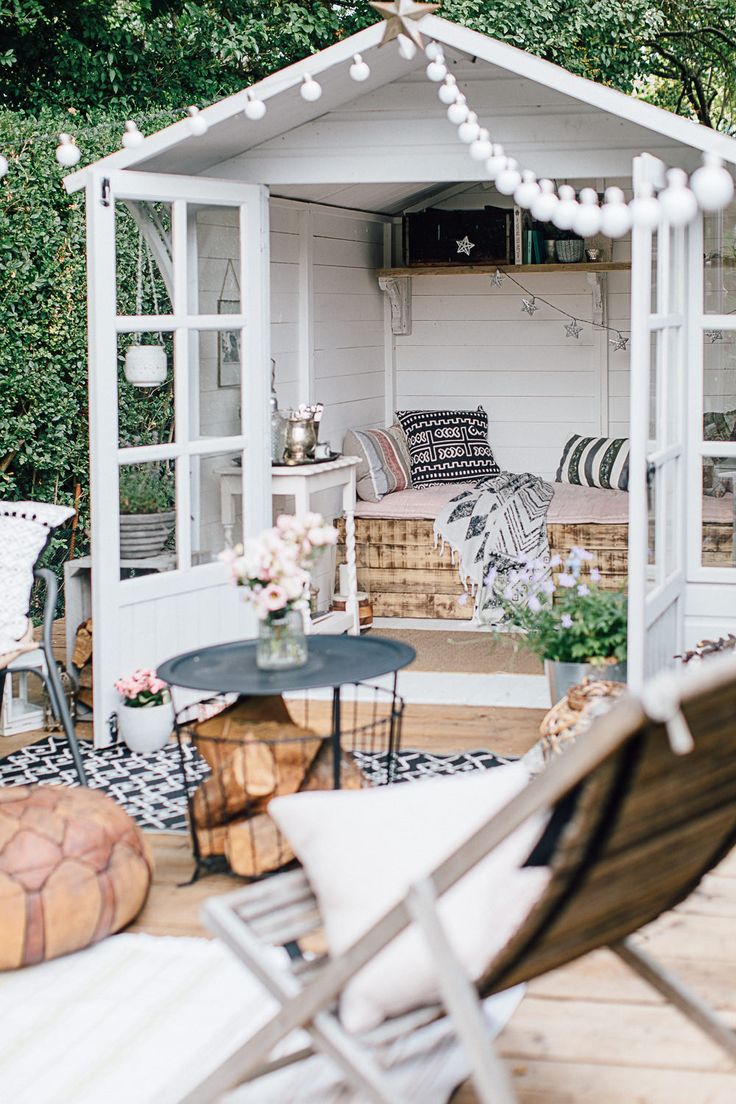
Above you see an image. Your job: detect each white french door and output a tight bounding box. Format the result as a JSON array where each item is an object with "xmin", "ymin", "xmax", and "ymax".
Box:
[
  {"xmin": 85, "ymin": 170, "xmax": 271, "ymax": 745},
  {"xmin": 627, "ymin": 156, "xmax": 689, "ymax": 689}
]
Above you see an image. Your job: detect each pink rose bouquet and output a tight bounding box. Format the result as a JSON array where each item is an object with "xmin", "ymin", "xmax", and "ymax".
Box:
[
  {"xmin": 220, "ymin": 513, "xmax": 338, "ymax": 621},
  {"xmin": 114, "ymin": 668, "xmax": 171, "ymax": 708}
]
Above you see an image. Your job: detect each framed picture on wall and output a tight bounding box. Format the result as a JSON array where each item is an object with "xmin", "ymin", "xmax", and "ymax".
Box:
[{"xmin": 217, "ymin": 298, "xmax": 241, "ymax": 388}]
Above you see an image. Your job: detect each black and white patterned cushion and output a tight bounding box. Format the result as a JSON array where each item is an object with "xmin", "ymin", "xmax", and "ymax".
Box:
[
  {"xmin": 396, "ymin": 407, "xmax": 500, "ymax": 487},
  {"xmin": 555, "ymin": 435, "xmax": 630, "ymax": 491}
]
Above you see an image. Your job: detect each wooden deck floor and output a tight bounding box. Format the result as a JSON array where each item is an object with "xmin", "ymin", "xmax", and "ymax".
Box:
[{"xmin": 3, "ymin": 700, "xmax": 735, "ymax": 1102}]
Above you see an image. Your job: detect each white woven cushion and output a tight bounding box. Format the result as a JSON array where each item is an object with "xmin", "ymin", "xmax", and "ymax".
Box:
[
  {"xmin": 0, "ymin": 501, "xmax": 75, "ymax": 655},
  {"xmin": 270, "ymin": 763, "xmax": 550, "ymax": 1033}
]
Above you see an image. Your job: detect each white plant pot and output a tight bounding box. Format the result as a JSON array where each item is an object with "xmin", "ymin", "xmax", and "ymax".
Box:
[
  {"xmin": 119, "ymin": 510, "xmax": 176, "ymax": 559},
  {"xmin": 118, "ymin": 700, "xmax": 174, "ymax": 754},
  {"xmin": 124, "ymin": 344, "xmax": 167, "ymax": 388}
]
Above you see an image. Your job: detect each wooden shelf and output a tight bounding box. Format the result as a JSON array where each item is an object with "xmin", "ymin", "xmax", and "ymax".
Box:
[{"xmin": 377, "ymin": 261, "xmax": 631, "ymax": 277}]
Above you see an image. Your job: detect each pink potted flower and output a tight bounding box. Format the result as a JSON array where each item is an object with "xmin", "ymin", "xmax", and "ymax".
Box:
[{"xmin": 114, "ymin": 668, "xmax": 173, "ymax": 753}]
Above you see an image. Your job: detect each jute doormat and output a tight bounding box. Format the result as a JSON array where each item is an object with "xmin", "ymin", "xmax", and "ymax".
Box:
[{"xmin": 373, "ymin": 629, "xmax": 543, "ymax": 676}]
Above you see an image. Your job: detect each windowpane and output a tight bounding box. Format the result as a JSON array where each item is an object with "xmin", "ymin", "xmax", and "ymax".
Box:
[
  {"xmin": 702, "ymin": 459, "xmax": 736, "ymax": 568},
  {"xmin": 115, "ymin": 202, "xmax": 173, "ymax": 317},
  {"xmin": 704, "ymin": 196, "xmax": 736, "ymax": 314},
  {"xmin": 119, "ymin": 460, "xmax": 176, "ymax": 578}
]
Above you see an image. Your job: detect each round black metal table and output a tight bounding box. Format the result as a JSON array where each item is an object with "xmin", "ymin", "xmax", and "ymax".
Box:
[{"xmin": 158, "ymin": 633, "xmax": 415, "ymax": 792}]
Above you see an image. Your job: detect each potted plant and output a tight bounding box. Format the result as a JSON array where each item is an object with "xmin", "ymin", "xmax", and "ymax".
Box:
[
  {"xmin": 487, "ymin": 547, "xmax": 627, "ymax": 703},
  {"xmin": 114, "ymin": 668, "xmax": 174, "ymax": 753},
  {"xmin": 119, "ymin": 464, "xmax": 175, "ymax": 559},
  {"xmin": 221, "ymin": 513, "xmax": 338, "ymax": 670}
]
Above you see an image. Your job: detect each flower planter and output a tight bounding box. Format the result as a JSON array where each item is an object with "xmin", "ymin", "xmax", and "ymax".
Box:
[
  {"xmin": 545, "ymin": 658, "xmax": 627, "ymax": 705},
  {"xmin": 119, "ymin": 511, "xmax": 175, "ymax": 559},
  {"xmin": 117, "ymin": 700, "xmax": 174, "ymax": 754}
]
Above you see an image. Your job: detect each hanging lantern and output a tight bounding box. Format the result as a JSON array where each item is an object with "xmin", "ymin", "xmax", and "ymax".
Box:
[
  {"xmin": 531, "ymin": 179, "xmax": 558, "ymax": 222},
  {"xmin": 244, "ymin": 92, "xmax": 267, "ymax": 120},
  {"xmin": 495, "ymin": 159, "xmax": 521, "ymax": 197},
  {"xmin": 690, "ymin": 154, "xmax": 734, "ymax": 212},
  {"xmin": 600, "ymin": 187, "xmax": 632, "ymax": 238},
  {"xmin": 659, "ymin": 168, "xmax": 698, "ymax": 227},
  {"xmin": 514, "ymin": 171, "xmax": 541, "ymax": 209},
  {"xmin": 573, "ymin": 188, "xmax": 603, "ymax": 237}
]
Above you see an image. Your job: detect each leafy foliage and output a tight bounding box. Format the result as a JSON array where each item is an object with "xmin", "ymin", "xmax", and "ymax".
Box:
[
  {"xmin": 118, "ymin": 463, "xmax": 174, "ymax": 514},
  {"xmin": 491, "ymin": 548, "xmax": 628, "ymax": 663}
]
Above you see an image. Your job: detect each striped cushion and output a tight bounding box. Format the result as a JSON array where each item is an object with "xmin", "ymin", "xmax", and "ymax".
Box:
[
  {"xmin": 343, "ymin": 427, "xmax": 412, "ymax": 502},
  {"xmin": 555, "ymin": 435, "xmax": 630, "ymax": 491}
]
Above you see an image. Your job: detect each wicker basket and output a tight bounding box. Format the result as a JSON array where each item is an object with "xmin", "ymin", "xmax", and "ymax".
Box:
[{"xmin": 556, "ymin": 239, "xmax": 585, "ymax": 263}]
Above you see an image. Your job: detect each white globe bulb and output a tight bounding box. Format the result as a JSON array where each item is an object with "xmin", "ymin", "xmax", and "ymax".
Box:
[
  {"xmin": 438, "ymin": 76, "xmax": 458, "ymax": 105},
  {"xmin": 427, "ymin": 59, "xmax": 447, "ymax": 82},
  {"xmin": 659, "ymin": 167, "xmax": 698, "ymax": 227},
  {"xmin": 495, "ymin": 159, "xmax": 521, "ymax": 197},
  {"xmin": 469, "ymin": 128, "xmax": 492, "ymax": 162},
  {"xmin": 552, "ymin": 185, "xmax": 578, "ymax": 231},
  {"xmin": 0, "ymin": 154, "xmax": 8, "ymax": 178},
  {"xmin": 630, "ymin": 182, "xmax": 661, "ymax": 230},
  {"xmin": 244, "ymin": 93, "xmax": 267, "ymax": 120},
  {"xmin": 121, "ymin": 121, "xmax": 144, "ymax": 149},
  {"xmin": 690, "ymin": 153, "xmax": 735, "ymax": 212},
  {"xmin": 600, "ymin": 186, "xmax": 632, "ymax": 238},
  {"xmin": 573, "ymin": 187, "xmax": 602, "ymax": 237},
  {"xmin": 350, "ymin": 54, "xmax": 370, "ymax": 82},
  {"xmin": 55, "ymin": 134, "xmax": 81, "ymax": 167},
  {"xmin": 301, "ymin": 75, "xmax": 323, "ymax": 102},
  {"xmin": 484, "ymin": 144, "xmax": 507, "ymax": 178},
  {"xmin": 447, "ymin": 95, "xmax": 468, "ymax": 125},
  {"xmin": 457, "ymin": 112, "xmax": 479, "ymax": 144},
  {"xmin": 186, "ymin": 106, "xmax": 208, "ymax": 136},
  {"xmin": 425, "ymin": 41, "xmax": 442, "ymax": 61},
  {"xmin": 397, "ymin": 34, "xmax": 417, "ymax": 60},
  {"xmin": 530, "ymin": 179, "xmax": 558, "ymax": 222},
  {"xmin": 514, "ymin": 170, "xmax": 541, "ymax": 209}
]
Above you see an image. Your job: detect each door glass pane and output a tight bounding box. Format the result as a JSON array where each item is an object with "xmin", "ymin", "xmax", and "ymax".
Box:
[
  {"xmin": 192, "ymin": 328, "xmax": 243, "ymax": 441},
  {"xmin": 647, "ymin": 466, "xmax": 657, "ymax": 586},
  {"xmin": 702, "ymin": 459, "xmax": 736, "ymax": 568},
  {"xmin": 704, "ymin": 197, "xmax": 736, "ymax": 314},
  {"xmin": 119, "ymin": 460, "xmax": 176, "ymax": 577},
  {"xmin": 189, "ymin": 453, "xmax": 240, "ymax": 564},
  {"xmin": 115, "ymin": 202, "xmax": 173, "ymax": 317},
  {"xmin": 703, "ymin": 333, "xmax": 736, "ymax": 455},
  {"xmin": 649, "ymin": 331, "xmax": 658, "ymax": 443},
  {"xmin": 118, "ymin": 332, "xmax": 174, "ymax": 449}
]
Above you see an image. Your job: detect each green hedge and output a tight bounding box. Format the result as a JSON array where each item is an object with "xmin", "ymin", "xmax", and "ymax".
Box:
[{"xmin": 0, "ymin": 107, "xmax": 175, "ymax": 592}]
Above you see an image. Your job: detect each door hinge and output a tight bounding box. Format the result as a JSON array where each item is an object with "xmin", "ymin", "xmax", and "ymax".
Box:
[{"xmin": 101, "ymin": 177, "xmax": 111, "ymax": 207}]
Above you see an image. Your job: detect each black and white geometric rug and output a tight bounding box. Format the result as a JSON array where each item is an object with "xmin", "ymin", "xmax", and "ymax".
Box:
[{"xmin": 0, "ymin": 737, "xmax": 514, "ymax": 833}]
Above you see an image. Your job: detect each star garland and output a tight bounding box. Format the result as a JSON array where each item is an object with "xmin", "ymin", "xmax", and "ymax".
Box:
[{"xmin": 491, "ymin": 267, "xmax": 631, "ymax": 350}]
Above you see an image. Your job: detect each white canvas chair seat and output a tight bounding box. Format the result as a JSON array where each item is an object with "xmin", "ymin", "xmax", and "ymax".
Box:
[{"xmin": 172, "ymin": 652, "xmax": 736, "ymax": 1104}]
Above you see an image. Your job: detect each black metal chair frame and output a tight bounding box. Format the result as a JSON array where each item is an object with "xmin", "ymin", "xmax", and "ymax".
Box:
[{"xmin": 0, "ymin": 568, "xmax": 87, "ymax": 785}]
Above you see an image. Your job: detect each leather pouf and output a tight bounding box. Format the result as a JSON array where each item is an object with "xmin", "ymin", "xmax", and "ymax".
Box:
[{"xmin": 0, "ymin": 785, "xmax": 153, "ymax": 970}]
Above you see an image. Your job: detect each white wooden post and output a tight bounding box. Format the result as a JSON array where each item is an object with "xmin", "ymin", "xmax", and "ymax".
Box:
[{"xmin": 241, "ymin": 185, "xmax": 272, "ymax": 540}]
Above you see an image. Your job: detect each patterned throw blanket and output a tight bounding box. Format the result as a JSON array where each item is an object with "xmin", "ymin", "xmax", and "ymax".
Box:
[{"xmin": 433, "ymin": 471, "xmax": 554, "ymax": 619}]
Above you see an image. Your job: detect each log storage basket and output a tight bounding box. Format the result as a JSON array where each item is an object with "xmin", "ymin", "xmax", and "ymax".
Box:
[{"xmin": 175, "ymin": 686, "xmax": 405, "ymax": 879}]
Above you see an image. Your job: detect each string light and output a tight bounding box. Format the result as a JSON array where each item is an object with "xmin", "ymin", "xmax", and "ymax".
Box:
[
  {"xmin": 438, "ymin": 74, "xmax": 458, "ymax": 105},
  {"xmin": 495, "ymin": 158, "xmax": 521, "ymax": 196},
  {"xmin": 350, "ymin": 54, "xmax": 371, "ymax": 81},
  {"xmin": 530, "ymin": 178, "xmax": 558, "ymax": 222},
  {"xmin": 629, "ymin": 182, "xmax": 661, "ymax": 230},
  {"xmin": 55, "ymin": 134, "xmax": 81, "ymax": 167},
  {"xmin": 600, "ymin": 187, "xmax": 631, "ymax": 238},
  {"xmin": 485, "ymin": 144, "xmax": 507, "ymax": 179},
  {"xmin": 491, "ymin": 268, "xmax": 631, "ymax": 350},
  {"xmin": 300, "ymin": 74, "xmax": 322, "ymax": 102},
  {"xmin": 447, "ymin": 94, "xmax": 468, "ymax": 125},
  {"xmin": 515, "ymin": 170, "xmax": 541, "ymax": 209},
  {"xmin": 573, "ymin": 188, "xmax": 603, "ymax": 237},
  {"xmin": 185, "ymin": 106, "xmax": 208, "ymax": 136},
  {"xmin": 659, "ymin": 168, "xmax": 698, "ymax": 226},
  {"xmin": 552, "ymin": 185, "xmax": 578, "ymax": 230},
  {"xmin": 457, "ymin": 112, "xmax": 480, "ymax": 144},
  {"xmin": 121, "ymin": 121, "xmax": 144, "ymax": 149},
  {"xmin": 244, "ymin": 92, "xmax": 267, "ymax": 120},
  {"xmin": 0, "ymin": 154, "xmax": 8, "ymax": 178},
  {"xmin": 426, "ymin": 51, "xmax": 447, "ymax": 82},
  {"xmin": 690, "ymin": 154, "xmax": 734, "ymax": 212},
  {"xmin": 397, "ymin": 33, "xmax": 418, "ymax": 60},
  {"xmin": 469, "ymin": 128, "xmax": 492, "ymax": 162}
]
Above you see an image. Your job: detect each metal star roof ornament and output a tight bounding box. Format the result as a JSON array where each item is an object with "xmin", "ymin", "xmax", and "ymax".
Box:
[
  {"xmin": 705, "ymin": 328, "xmax": 724, "ymax": 343},
  {"xmin": 490, "ymin": 269, "xmax": 504, "ymax": 288},
  {"xmin": 369, "ymin": 2, "xmax": 440, "ymax": 49},
  {"xmin": 521, "ymin": 296, "xmax": 539, "ymax": 316},
  {"xmin": 456, "ymin": 235, "xmax": 475, "ymax": 256},
  {"xmin": 564, "ymin": 319, "xmax": 583, "ymax": 339},
  {"xmin": 610, "ymin": 331, "xmax": 629, "ymax": 351}
]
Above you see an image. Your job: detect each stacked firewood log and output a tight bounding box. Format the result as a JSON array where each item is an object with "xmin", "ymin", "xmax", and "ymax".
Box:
[{"xmin": 190, "ymin": 695, "xmax": 365, "ymax": 877}]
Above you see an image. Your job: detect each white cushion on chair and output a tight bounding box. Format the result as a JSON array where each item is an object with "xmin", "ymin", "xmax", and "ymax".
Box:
[
  {"xmin": 269, "ymin": 763, "xmax": 550, "ymax": 1034},
  {"xmin": 0, "ymin": 501, "xmax": 75, "ymax": 656}
]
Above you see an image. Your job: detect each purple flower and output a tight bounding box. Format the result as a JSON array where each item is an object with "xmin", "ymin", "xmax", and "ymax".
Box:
[
  {"xmin": 590, "ymin": 567, "xmax": 601, "ymax": 582},
  {"xmin": 557, "ymin": 573, "xmax": 575, "ymax": 588},
  {"xmin": 561, "ymin": 614, "xmax": 573, "ymax": 629},
  {"xmin": 549, "ymin": 554, "xmax": 562, "ymax": 568},
  {"xmin": 577, "ymin": 584, "xmax": 590, "ymax": 596},
  {"xmin": 527, "ymin": 594, "xmax": 542, "ymax": 612},
  {"xmin": 541, "ymin": 578, "xmax": 555, "ymax": 595},
  {"xmin": 457, "ymin": 592, "xmax": 469, "ymax": 607}
]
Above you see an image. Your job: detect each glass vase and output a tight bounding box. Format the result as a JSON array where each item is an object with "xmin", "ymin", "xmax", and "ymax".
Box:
[{"xmin": 256, "ymin": 608, "xmax": 308, "ymax": 670}]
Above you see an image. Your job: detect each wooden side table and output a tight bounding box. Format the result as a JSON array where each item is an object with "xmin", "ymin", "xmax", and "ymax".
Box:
[{"xmin": 215, "ymin": 456, "xmax": 361, "ymax": 636}]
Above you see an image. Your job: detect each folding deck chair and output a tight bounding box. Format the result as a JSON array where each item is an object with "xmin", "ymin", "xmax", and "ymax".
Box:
[{"xmin": 178, "ymin": 653, "xmax": 736, "ymax": 1104}]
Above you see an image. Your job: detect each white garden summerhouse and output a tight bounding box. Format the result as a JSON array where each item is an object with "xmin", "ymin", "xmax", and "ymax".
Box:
[{"xmin": 65, "ymin": 13, "xmax": 736, "ymax": 746}]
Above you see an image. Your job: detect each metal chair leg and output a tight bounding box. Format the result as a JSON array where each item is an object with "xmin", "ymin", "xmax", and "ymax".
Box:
[{"xmin": 40, "ymin": 657, "xmax": 88, "ymax": 786}]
